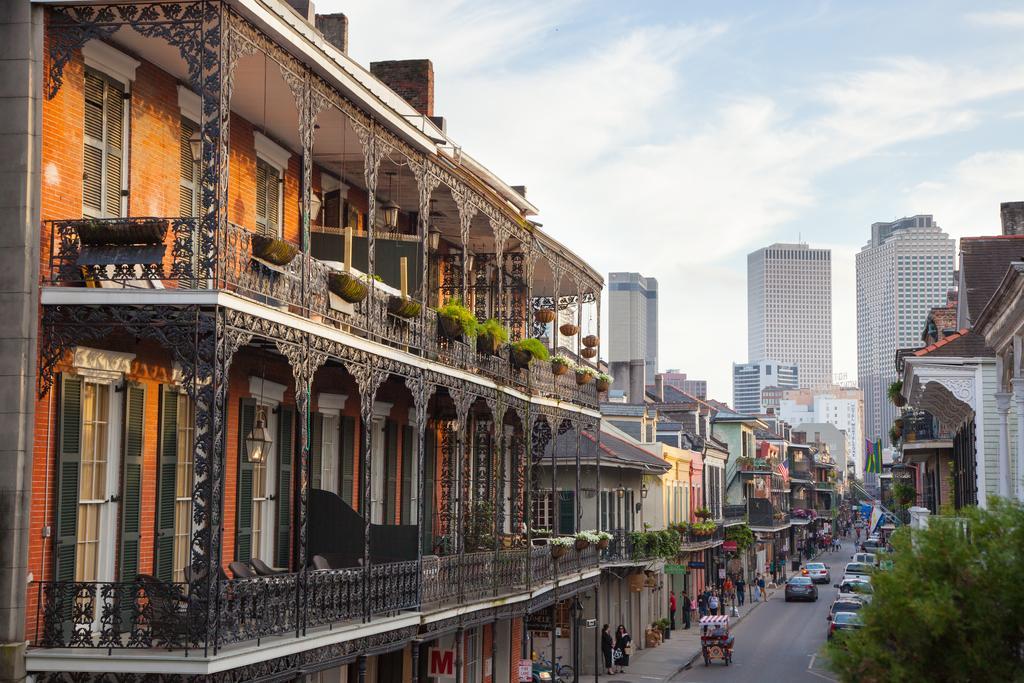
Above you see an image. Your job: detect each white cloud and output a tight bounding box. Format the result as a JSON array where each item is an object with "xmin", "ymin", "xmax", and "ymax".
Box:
[{"xmin": 965, "ymin": 10, "xmax": 1024, "ymax": 28}]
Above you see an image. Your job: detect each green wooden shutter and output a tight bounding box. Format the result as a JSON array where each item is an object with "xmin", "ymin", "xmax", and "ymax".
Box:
[
  {"xmin": 310, "ymin": 413, "xmax": 323, "ymax": 490},
  {"xmin": 558, "ymin": 491, "xmax": 575, "ymax": 535},
  {"xmin": 276, "ymin": 405, "xmax": 294, "ymax": 568},
  {"xmin": 600, "ymin": 492, "xmax": 608, "ymax": 532},
  {"xmin": 384, "ymin": 420, "xmax": 397, "ymax": 524},
  {"xmin": 55, "ymin": 375, "xmax": 82, "ymax": 583},
  {"xmin": 155, "ymin": 386, "xmax": 178, "ymax": 582},
  {"xmin": 119, "ymin": 384, "xmax": 145, "ymax": 583},
  {"xmin": 400, "ymin": 425, "xmax": 413, "ymax": 524},
  {"xmin": 422, "ymin": 423, "xmax": 436, "ymax": 553},
  {"xmin": 235, "ymin": 399, "xmax": 256, "ymax": 562},
  {"xmin": 340, "ymin": 415, "xmax": 355, "ymax": 506}
]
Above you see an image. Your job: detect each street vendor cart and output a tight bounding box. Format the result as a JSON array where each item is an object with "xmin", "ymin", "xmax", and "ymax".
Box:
[{"xmin": 699, "ymin": 615, "xmax": 734, "ymax": 666}]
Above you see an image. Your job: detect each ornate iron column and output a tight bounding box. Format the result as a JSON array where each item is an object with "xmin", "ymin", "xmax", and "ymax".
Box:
[
  {"xmin": 346, "ymin": 362, "xmax": 389, "ymax": 621},
  {"xmin": 408, "ymin": 373, "xmax": 431, "ymax": 606},
  {"xmin": 449, "ymin": 387, "xmax": 475, "ymax": 605},
  {"xmin": 410, "ymin": 160, "xmax": 440, "ymax": 311},
  {"xmin": 451, "ymin": 185, "xmax": 478, "ymax": 303},
  {"xmin": 354, "ymin": 122, "xmax": 387, "ymax": 286}
]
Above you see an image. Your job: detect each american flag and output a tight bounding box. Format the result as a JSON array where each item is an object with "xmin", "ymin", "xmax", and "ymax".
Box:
[{"xmin": 775, "ymin": 460, "xmax": 789, "ymax": 481}]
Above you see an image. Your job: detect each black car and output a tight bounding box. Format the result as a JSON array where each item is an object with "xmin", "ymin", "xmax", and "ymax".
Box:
[
  {"xmin": 784, "ymin": 576, "xmax": 818, "ymax": 602},
  {"xmin": 828, "ymin": 611, "xmax": 863, "ymax": 640}
]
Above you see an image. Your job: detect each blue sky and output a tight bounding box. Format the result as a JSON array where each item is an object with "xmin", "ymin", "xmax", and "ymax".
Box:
[{"xmin": 331, "ymin": 0, "xmax": 1024, "ymax": 402}]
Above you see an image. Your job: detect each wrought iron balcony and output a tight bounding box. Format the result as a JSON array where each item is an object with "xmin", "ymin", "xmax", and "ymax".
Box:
[
  {"xmin": 747, "ymin": 500, "xmax": 790, "ymax": 529},
  {"xmin": 43, "ymin": 218, "xmax": 599, "ymax": 408},
  {"xmin": 722, "ymin": 504, "xmax": 747, "ymax": 526}
]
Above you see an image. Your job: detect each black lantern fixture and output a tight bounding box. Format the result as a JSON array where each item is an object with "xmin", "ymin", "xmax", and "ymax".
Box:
[
  {"xmin": 428, "ymin": 228, "xmax": 442, "ymax": 250},
  {"xmin": 245, "ymin": 373, "xmax": 273, "ymax": 463},
  {"xmin": 382, "ymin": 171, "xmax": 400, "ymax": 229},
  {"xmin": 640, "ymin": 481, "xmax": 649, "ymax": 499},
  {"xmin": 310, "ymin": 192, "xmax": 323, "ymax": 222},
  {"xmin": 616, "ymin": 484, "xmax": 626, "ymax": 499},
  {"xmin": 189, "ymin": 129, "xmax": 201, "ymax": 163}
]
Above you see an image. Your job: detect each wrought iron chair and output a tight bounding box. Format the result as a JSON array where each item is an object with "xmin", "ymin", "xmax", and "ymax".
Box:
[
  {"xmin": 136, "ymin": 574, "xmax": 191, "ymax": 648},
  {"xmin": 228, "ymin": 561, "xmax": 256, "ymax": 579},
  {"xmin": 250, "ymin": 558, "xmax": 285, "ymax": 576}
]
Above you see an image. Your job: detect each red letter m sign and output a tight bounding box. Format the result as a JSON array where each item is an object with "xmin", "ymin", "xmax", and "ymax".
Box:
[{"xmin": 428, "ymin": 648, "xmax": 455, "ymax": 678}]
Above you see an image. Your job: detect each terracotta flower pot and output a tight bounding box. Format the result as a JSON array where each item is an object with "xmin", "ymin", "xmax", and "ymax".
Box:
[
  {"xmin": 582, "ymin": 335, "xmax": 599, "ymax": 348},
  {"xmin": 535, "ymin": 308, "xmax": 556, "ymax": 324},
  {"xmin": 551, "ymin": 361, "xmax": 570, "ymax": 376},
  {"xmin": 596, "ymin": 379, "xmax": 610, "ymax": 392},
  {"xmin": 598, "ymin": 538, "xmax": 610, "ymax": 550},
  {"xmin": 575, "ymin": 372, "xmax": 593, "ymax": 386},
  {"xmin": 580, "ymin": 347, "xmax": 598, "ymax": 359},
  {"xmin": 550, "ymin": 544, "xmax": 567, "ymax": 560},
  {"xmin": 559, "ymin": 323, "xmax": 579, "ymax": 337},
  {"xmin": 574, "ymin": 539, "xmax": 589, "ymax": 551}
]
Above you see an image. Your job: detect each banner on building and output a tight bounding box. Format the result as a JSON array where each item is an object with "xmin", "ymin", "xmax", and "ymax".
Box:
[{"xmin": 428, "ymin": 648, "xmax": 455, "ymax": 679}]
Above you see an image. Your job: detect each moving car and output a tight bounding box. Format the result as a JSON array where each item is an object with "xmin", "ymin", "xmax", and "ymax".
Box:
[
  {"xmin": 784, "ymin": 576, "xmax": 818, "ymax": 602},
  {"xmin": 851, "ymin": 552, "xmax": 876, "ymax": 566},
  {"xmin": 835, "ymin": 579, "xmax": 873, "ymax": 602},
  {"xmin": 861, "ymin": 539, "xmax": 884, "ymax": 553},
  {"xmin": 804, "ymin": 562, "xmax": 831, "ymax": 584},
  {"xmin": 843, "ymin": 562, "xmax": 873, "ymax": 582},
  {"xmin": 828, "ymin": 611, "xmax": 863, "ymax": 640},
  {"xmin": 827, "ymin": 597, "xmax": 865, "ymax": 622}
]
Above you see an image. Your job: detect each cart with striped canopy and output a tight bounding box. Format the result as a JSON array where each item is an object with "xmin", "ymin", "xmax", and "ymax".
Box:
[{"xmin": 699, "ymin": 615, "xmax": 734, "ymax": 666}]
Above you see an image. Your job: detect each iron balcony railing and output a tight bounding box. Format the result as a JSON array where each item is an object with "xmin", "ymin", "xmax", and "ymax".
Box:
[
  {"xmin": 723, "ymin": 504, "xmax": 747, "ymax": 524},
  {"xmin": 748, "ymin": 500, "xmax": 791, "ymax": 528},
  {"xmin": 44, "ymin": 218, "xmax": 598, "ymax": 408},
  {"xmin": 32, "ymin": 543, "xmax": 607, "ymax": 654}
]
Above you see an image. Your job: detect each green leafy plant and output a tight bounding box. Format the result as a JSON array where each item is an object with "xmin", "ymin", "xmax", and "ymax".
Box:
[
  {"xmin": 463, "ymin": 500, "xmax": 495, "ymax": 551},
  {"xmin": 889, "ymin": 424, "xmax": 900, "ymax": 447},
  {"xmin": 437, "ymin": 298, "xmax": 478, "ymax": 339},
  {"xmin": 551, "ymin": 355, "xmax": 574, "ymax": 368},
  {"xmin": 690, "ymin": 520, "xmax": 717, "ymax": 535},
  {"xmin": 510, "ymin": 338, "xmax": 550, "ymax": 362},
  {"xmin": 359, "ymin": 272, "xmax": 384, "ymax": 283},
  {"xmin": 891, "ymin": 482, "xmax": 915, "ymax": 507},
  {"xmin": 693, "ymin": 507, "xmax": 712, "ymax": 519},
  {"xmin": 724, "ymin": 523, "xmax": 754, "ymax": 550},
  {"xmin": 629, "ymin": 529, "xmax": 681, "ymax": 560},
  {"xmin": 476, "ymin": 318, "xmax": 509, "ymax": 354},
  {"xmin": 888, "ymin": 380, "xmax": 905, "ymax": 406},
  {"xmin": 549, "ymin": 536, "xmax": 575, "ymax": 548}
]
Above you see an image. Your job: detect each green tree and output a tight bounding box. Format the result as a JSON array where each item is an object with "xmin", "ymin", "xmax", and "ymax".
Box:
[{"xmin": 827, "ymin": 499, "xmax": 1024, "ymax": 682}]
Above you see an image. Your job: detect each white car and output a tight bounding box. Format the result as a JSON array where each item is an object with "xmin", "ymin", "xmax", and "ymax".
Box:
[
  {"xmin": 851, "ymin": 552, "xmax": 876, "ymax": 566},
  {"xmin": 803, "ymin": 562, "xmax": 831, "ymax": 584},
  {"xmin": 843, "ymin": 562, "xmax": 873, "ymax": 582},
  {"xmin": 835, "ymin": 579, "xmax": 873, "ymax": 603}
]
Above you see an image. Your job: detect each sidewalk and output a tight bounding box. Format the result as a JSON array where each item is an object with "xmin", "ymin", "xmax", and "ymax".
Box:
[{"xmin": 596, "ymin": 587, "xmax": 778, "ymax": 681}]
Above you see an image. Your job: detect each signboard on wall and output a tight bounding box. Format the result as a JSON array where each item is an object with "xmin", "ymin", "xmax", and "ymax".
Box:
[
  {"xmin": 428, "ymin": 648, "xmax": 455, "ymax": 679},
  {"xmin": 518, "ymin": 659, "xmax": 533, "ymax": 681},
  {"xmin": 665, "ymin": 563, "xmax": 688, "ymax": 575},
  {"xmin": 688, "ymin": 561, "xmax": 705, "ymax": 569},
  {"xmin": 723, "ymin": 541, "xmax": 738, "ymax": 552}
]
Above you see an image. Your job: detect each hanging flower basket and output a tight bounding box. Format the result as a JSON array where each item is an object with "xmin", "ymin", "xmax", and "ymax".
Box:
[
  {"xmin": 580, "ymin": 347, "xmax": 598, "ymax": 359},
  {"xmin": 251, "ymin": 234, "xmax": 299, "ymax": 266},
  {"xmin": 551, "ymin": 357, "xmax": 572, "ymax": 376},
  {"xmin": 559, "ymin": 323, "xmax": 579, "ymax": 337},
  {"xmin": 477, "ymin": 332, "xmax": 502, "ymax": 355},
  {"xmin": 596, "ymin": 377, "xmax": 611, "ymax": 393},
  {"xmin": 511, "ymin": 349, "xmax": 533, "ymax": 369},
  {"xmin": 598, "ymin": 538, "xmax": 610, "ymax": 550},
  {"xmin": 582, "ymin": 335, "xmax": 599, "ymax": 348},
  {"xmin": 328, "ymin": 272, "xmax": 368, "ymax": 303},
  {"xmin": 438, "ymin": 314, "xmax": 466, "ymax": 340},
  {"xmin": 574, "ymin": 538, "xmax": 589, "ymax": 551},
  {"xmin": 550, "ymin": 544, "xmax": 567, "ymax": 560},
  {"xmin": 535, "ymin": 308, "xmax": 556, "ymax": 324},
  {"xmin": 575, "ymin": 369, "xmax": 594, "ymax": 385},
  {"xmin": 387, "ymin": 295, "xmax": 421, "ymax": 318},
  {"xmin": 75, "ymin": 218, "xmax": 168, "ymax": 246}
]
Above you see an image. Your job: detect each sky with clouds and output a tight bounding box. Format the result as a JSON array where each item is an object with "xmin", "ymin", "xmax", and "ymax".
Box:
[{"xmin": 326, "ymin": 0, "xmax": 1024, "ymax": 402}]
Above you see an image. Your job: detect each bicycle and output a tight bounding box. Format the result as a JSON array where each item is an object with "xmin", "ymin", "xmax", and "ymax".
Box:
[{"xmin": 534, "ymin": 652, "xmax": 574, "ymax": 682}]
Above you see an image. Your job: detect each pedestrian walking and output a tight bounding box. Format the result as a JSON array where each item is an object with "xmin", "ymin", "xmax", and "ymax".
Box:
[
  {"xmin": 601, "ymin": 624, "xmax": 614, "ymax": 675},
  {"xmin": 669, "ymin": 590, "xmax": 677, "ymax": 630},
  {"xmin": 736, "ymin": 576, "xmax": 745, "ymax": 606},
  {"xmin": 614, "ymin": 625, "xmax": 632, "ymax": 674},
  {"xmin": 698, "ymin": 589, "xmax": 708, "ymax": 617},
  {"xmin": 757, "ymin": 573, "xmax": 767, "ymax": 601},
  {"xmin": 681, "ymin": 590, "xmax": 692, "ymax": 629},
  {"xmin": 708, "ymin": 590, "xmax": 720, "ymax": 616}
]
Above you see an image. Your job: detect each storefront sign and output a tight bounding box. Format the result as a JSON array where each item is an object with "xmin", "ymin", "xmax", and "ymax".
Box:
[
  {"xmin": 722, "ymin": 541, "xmax": 738, "ymax": 552},
  {"xmin": 718, "ymin": 568, "xmax": 726, "ymax": 579},
  {"xmin": 518, "ymin": 659, "xmax": 533, "ymax": 682},
  {"xmin": 687, "ymin": 561, "xmax": 705, "ymax": 568},
  {"xmin": 665, "ymin": 563, "xmax": 688, "ymax": 574},
  {"xmin": 428, "ymin": 648, "xmax": 455, "ymax": 678}
]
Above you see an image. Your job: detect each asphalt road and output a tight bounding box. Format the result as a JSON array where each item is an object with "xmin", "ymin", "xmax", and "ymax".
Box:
[{"xmin": 670, "ymin": 539, "xmax": 857, "ymax": 683}]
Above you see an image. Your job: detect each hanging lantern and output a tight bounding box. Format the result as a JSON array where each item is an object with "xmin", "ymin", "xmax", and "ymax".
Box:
[
  {"xmin": 428, "ymin": 228, "xmax": 442, "ymax": 250},
  {"xmin": 310, "ymin": 192, "xmax": 323, "ymax": 222},
  {"xmin": 189, "ymin": 129, "xmax": 201, "ymax": 162},
  {"xmin": 245, "ymin": 407, "xmax": 273, "ymax": 463},
  {"xmin": 381, "ymin": 198, "xmax": 400, "ymax": 229}
]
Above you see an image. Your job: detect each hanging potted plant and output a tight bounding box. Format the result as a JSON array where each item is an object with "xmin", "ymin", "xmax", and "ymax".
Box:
[
  {"xmin": 437, "ymin": 298, "xmax": 477, "ymax": 341},
  {"xmin": 888, "ymin": 380, "xmax": 906, "ymax": 407},
  {"xmin": 737, "ymin": 456, "xmax": 754, "ymax": 471},
  {"xmin": 559, "ymin": 322, "xmax": 579, "ymax": 337},
  {"xmin": 535, "ymin": 307, "xmax": 556, "ymax": 324},
  {"xmin": 580, "ymin": 347, "xmax": 598, "ymax": 359},
  {"xmin": 694, "ymin": 507, "xmax": 712, "ymax": 520},
  {"xmin": 574, "ymin": 534, "xmax": 590, "ymax": 551},
  {"xmin": 549, "ymin": 536, "xmax": 573, "ymax": 559},
  {"xmin": 327, "ymin": 271, "xmax": 368, "ymax": 303},
  {"xmin": 889, "ymin": 424, "xmax": 900, "ymax": 447},
  {"xmin": 250, "ymin": 234, "xmax": 299, "ymax": 266},
  {"xmin": 551, "ymin": 355, "xmax": 573, "ymax": 376},
  {"xmin": 595, "ymin": 373, "xmax": 612, "ymax": 392},
  {"xmin": 476, "ymin": 318, "xmax": 509, "ymax": 356},
  {"xmin": 575, "ymin": 365, "xmax": 595, "ymax": 385},
  {"xmin": 510, "ymin": 338, "xmax": 549, "ymax": 369},
  {"xmin": 387, "ymin": 295, "xmax": 422, "ymax": 319},
  {"xmin": 582, "ymin": 335, "xmax": 599, "ymax": 348},
  {"xmin": 596, "ymin": 530, "xmax": 612, "ymax": 550},
  {"xmin": 74, "ymin": 217, "xmax": 168, "ymax": 246}
]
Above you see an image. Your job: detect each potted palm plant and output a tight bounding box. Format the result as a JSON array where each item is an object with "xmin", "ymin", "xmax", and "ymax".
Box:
[
  {"xmin": 437, "ymin": 298, "xmax": 477, "ymax": 341},
  {"xmin": 476, "ymin": 318, "xmax": 509, "ymax": 355},
  {"xmin": 551, "ymin": 355, "xmax": 573, "ymax": 376}
]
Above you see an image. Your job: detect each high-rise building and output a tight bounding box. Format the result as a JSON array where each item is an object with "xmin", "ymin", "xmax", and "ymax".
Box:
[
  {"xmin": 732, "ymin": 360, "xmax": 799, "ymax": 415},
  {"xmin": 856, "ymin": 215, "xmax": 955, "ymax": 444},
  {"xmin": 747, "ymin": 243, "xmax": 832, "ymax": 389},
  {"xmin": 609, "ymin": 272, "xmax": 658, "ymax": 400},
  {"xmin": 778, "ymin": 386, "xmax": 865, "ymax": 478},
  {"xmin": 660, "ymin": 369, "xmax": 707, "ymax": 399}
]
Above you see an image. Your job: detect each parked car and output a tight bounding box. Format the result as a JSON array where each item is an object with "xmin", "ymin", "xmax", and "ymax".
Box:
[
  {"xmin": 785, "ymin": 576, "xmax": 818, "ymax": 602},
  {"xmin": 828, "ymin": 597, "xmax": 866, "ymax": 621},
  {"xmin": 803, "ymin": 562, "xmax": 831, "ymax": 584},
  {"xmin": 851, "ymin": 552, "xmax": 876, "ymax": 566},
  {"xmin": 835, "ymin": 579, "xmax": 873, "ymax": 602},
  {"xmin": 828, "ymin": 611, "xmax": 863, "ymax": 640},
  {"xmin": 861, "ymin": 539, "xmax": 883, "ymax": 553},
  {"xmin": 843, "ymin": 562, "xmax": 873, "ymax": 582}
]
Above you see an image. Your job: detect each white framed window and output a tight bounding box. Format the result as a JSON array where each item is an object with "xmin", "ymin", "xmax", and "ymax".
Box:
[
  {"xmin": 465, "ymin": 626, "xmax": 481, "ymax": 683},
  {"xmin": 172, "ymin": 392, "xmax": 194, "ymax": 584},
  {"xmin": 321, "ymin": 414, "xmax": 339, "ymax": 495},
  {"xmin": 532, "ymin": 492, "xmax": 554, "ymax": 531}
]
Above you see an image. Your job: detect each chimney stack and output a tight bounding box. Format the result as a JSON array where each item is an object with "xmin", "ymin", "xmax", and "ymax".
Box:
[
  {"xmin": 370, "ymin": 59, "xmax": 434, "ymax": 117},
  {"xmin": 628, "ymin": 359, "xmax": 645, "ymax": 405},
  {"xmin": 315, "ymin": 13, "xmax": 348, "ymax": 54},
  {"xmin": 1001, "ymin": 201, "xmax": 1024, "ymax": 236},
  {"xmin": 284, "ymin": 0, "xmax": 315, "ymax": 22},
  {"xmin": 654, "ymin": 373, "xmax": 664, "ymax": 402}
]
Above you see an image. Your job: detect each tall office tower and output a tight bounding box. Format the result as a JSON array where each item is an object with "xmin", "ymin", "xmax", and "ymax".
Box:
[
  {"xmin": 856, "ymin": 215, "xmax": 955, "ymax": 445},
  {"xmin": 732, "ymin": 360, "xmax": 799, "ymax": 415},
  {"xmin": 747, "ymin": 243, "xmax": 833, "ymax": 389},
  {"xmin": 660, "ymin": 369, "xmax": 707, "ymax": 399},
  {"xmin": 609, "ymin": 272, "xmax": 659, "ymax": 400}
]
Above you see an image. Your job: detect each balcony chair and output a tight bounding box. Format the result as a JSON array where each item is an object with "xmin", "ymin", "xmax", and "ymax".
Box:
[
  {"xmin": 228, "ymin": 561, "xmax": 256, "ymax": 579},
  {"xmin": 250, "ymin": 558, "xmax": 286, "ymax": 576},
  {"xmin": 136, "ymin": 574, "xmax": 192, "ymax": 648}
]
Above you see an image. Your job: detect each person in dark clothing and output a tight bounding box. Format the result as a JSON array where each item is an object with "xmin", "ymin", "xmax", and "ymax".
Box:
[
  {"xmin": 601, "ymin": 624, "xmax": 614, "ymax": 675},
  {"xmin": 736, "ymin": 576, "xmax": 746, "ymax": 606},
  {"xmin": 681, "ymin": 590, "xmax": 692, "ymax": 629},
  {"xmin": 698, "ymin": 589, "xmax": 708, "ymax": 617},
  {"xmin": 614, "ymin": 625, "xmax": 632, "ymax": 674}
]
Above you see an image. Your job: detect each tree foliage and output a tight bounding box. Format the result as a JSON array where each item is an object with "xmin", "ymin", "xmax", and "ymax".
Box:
[{"xmin": 827, "ymin": 499, "xmax": 1024, "ymax": 683}]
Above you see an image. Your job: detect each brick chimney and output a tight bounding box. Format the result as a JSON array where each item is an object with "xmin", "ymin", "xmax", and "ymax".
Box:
[
  {"xmin": 654, "ymin": 373, "xmax": 665, "ymax": 402},
  {"xmin": 370, "ymin": 59, "xmax": 434, "ymax": 117},
  {"xmin": 1001, "ymin": 201, "xmax": 1024, "ymax": 235},
  {"xmin": 315, "ymin": 13, "xmax": 348, "ymax": 54},
  {"xmin": 284, "ymin": 0, "xmax": 315, "ymax": 22}
]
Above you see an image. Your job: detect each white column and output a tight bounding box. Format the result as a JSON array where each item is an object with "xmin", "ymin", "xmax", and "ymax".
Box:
[
  {"xmin": 1013, "ymin": 378, "xmax": 1024, "ymax": 501},
  {"xmin": 995, "ymin": 392, "xmax": 1012, "ymax": 499}
]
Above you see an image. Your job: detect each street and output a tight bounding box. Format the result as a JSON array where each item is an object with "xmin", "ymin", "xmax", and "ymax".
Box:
[{"xmin": 670, "ymin": 540, "xmax": 854, "ymax": 682}]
